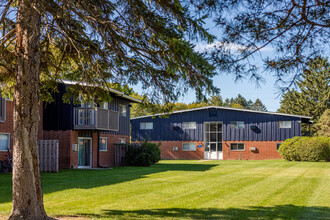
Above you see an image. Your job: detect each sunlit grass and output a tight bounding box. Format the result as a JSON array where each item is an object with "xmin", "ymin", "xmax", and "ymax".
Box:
[{"xmin": 0, "ymin": 160, "xmax": 329, "ymax": 219}]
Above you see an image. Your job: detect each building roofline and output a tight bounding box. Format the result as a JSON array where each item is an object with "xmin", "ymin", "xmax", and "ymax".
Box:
[
  {"xmin": 131, "ymin": 105, "xmax": 312, "ymax": 120},
  {"xmin": 61, "ymin": 80, "xmax": 141, "ymax": 103}
]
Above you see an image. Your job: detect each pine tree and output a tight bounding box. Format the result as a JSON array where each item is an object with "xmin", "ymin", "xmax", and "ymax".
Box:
[
  {"xmin": 251, "ymin": 99, "xmax": 267, "ymax": 111},
  {"xmin": 278, "ymin": 57, "xmax": 330, "ymax": 134},
  {"xmin": 314, "ymin": 109, "xmax": 330, "ymax": 137},
  {"xmin": 0, "ymin": 1, "xmax": 218, "ymax": 219}
]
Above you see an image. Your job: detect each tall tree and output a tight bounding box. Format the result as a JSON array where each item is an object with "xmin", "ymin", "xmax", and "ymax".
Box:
[
  {"xmin": 278, "ymin": 56, "xmax": 330, "ymax": 134},
  {"xmin": 314, "ymin": 109, "xmax": 330, "ymax": 137},
  {"xmin": 0, "ymin": 1, "xmax": 219, "ymax": 219}
]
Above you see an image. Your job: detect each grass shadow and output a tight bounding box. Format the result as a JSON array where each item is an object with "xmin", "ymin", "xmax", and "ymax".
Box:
[
  {"xmin": 0, "ymin": 162, "xmax": 218, "ymax": 204},
  {"xmin": 77, "ymin": 205, "xmax": 330, "ymax": 219}
]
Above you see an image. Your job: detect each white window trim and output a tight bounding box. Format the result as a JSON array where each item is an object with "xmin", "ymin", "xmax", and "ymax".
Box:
[
  {"xmin": 277, "ymin": 121, "xmax": 292, "ymax": 128},
  {"xmin": 140, "ymin": 122, "xmax": 153, "ymax": 130},
  {"xmin": 182, "ymin": 143, "xmax": 196, "ymax": 151},
  {"xmin": 0, "ymin": 133, "xmax": 10, "ymax": 152},
  {"xmin": 230, "ymin": 143, "xmax": 245, "ymax": 151},
  {"xmin": 230, "ymin": 121, "xmax": 245, "ymax": 129},
  {"xmin": 120, "ymin": 104, "xmax": 127, "ymax": 117},
  {"xmin": 182, "ymin": 122, "xmax": 197, "ymax": 129},
  {"xmin": 99, "ymin": 137, "xmax": 107, "ymax": 151},
  {"xmin": 100, "ymin": 102, "xmax": 108, "ymax": 109}
]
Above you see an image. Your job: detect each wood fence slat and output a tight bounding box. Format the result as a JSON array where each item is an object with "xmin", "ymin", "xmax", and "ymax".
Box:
[{"xmin": 38, "ymin": 140, "xmax": 59, "ymax": 173}]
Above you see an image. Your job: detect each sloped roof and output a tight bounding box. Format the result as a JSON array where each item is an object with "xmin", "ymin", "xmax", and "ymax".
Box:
[
  {"xmin": 131, "ymin": 105, "xmax": 312, "ymax": 120},
  {"xmin": 61, "ymin": 80, "xmax": 141, "ymax": 103}
]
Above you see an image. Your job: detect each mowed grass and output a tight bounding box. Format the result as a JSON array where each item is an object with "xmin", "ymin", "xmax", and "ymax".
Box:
[{"xmin": 0, "ymin": 160, "xmax": 329, "ymax": 219}]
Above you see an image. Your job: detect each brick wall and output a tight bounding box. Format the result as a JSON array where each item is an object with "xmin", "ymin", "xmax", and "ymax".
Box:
[
  {"xmin": 223, "ymin": 141, "xmax": 282, "ymax": 160},
  {"xmin": 0, "ymin": 100, "xmax": 14, "ymax": 160},
  {"xmin": 43, "ymin": 130, "xmax": 76, "ymax": 169},
  {"xmin": 150, "ymin": 140, "xmax": 282, "ymax": 160},
  {"xmin": 149, "ymin": 141, "xmax": 204, "ymax": 160},
  {"xmin": 98, "ymin": 134, "xmax": 129, "ymax": 167}
]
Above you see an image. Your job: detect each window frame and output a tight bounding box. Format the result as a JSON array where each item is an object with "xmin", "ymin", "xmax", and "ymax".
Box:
[
  {"xmin": 140, "ymin": 122, "xmax": 153, "ymax": 130},
  {"xmin": 99, "ymin": 137, "xmax": 107, "ymax": 151},
  {"xmin": 119, "ymin": 104, "xmax": 127, "ymax": 117},
  {"xmin": 182, "ymin": 143, "xmax": 196, "ymax": 151},
  {"xmin": 277, "ymin": 121, "xmax": 292, "ymax": 128},
  {"xmin": 100, "ymin": 102, "xmax": 108, "ymax": 109},
  {"xmin": 118, "ymin": 138, "xmax": 126, "ymax": 144},
  {"xmin": 230, "ymin": 121, "xmax": 245, "ymax": 129},
  {"xmin": 0, "ymin": 133, "xmax": 10, "ymax": 152},
  {"xmin": 230, "ymin": 143, "xmax": 245, "ymax": 151},
  {"xmin": 182, "ymin": 122, "xmax": 197, "ymax": 129}
]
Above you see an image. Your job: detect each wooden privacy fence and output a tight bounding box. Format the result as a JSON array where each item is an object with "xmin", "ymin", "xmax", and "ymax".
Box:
[
  {"xmin": 114, "ymin": 144, "xmax": 129, "ymax": 167},
  {"xmin": 38, "ymin": 140, "xmax": 59, "ymax": 173}
]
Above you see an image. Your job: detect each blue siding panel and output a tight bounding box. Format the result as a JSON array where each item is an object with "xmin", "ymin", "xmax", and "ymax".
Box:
[{"xmin": 131, "ymin": 108, "xmax": 303, "ymax": 142}]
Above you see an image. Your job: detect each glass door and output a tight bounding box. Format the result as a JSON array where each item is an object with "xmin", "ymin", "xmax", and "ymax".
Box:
[
  {"xmin": 78, "ymin": 137, "xmax": 92, "ymax": 167},
  {"xmin": 204, "ymin": 122, "xmax": 223, "ymax": 160}
]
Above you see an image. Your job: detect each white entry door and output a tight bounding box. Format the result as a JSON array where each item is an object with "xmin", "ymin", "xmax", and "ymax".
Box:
[{"xmin": 204, "ymin": 122, "xmax": 223, "ymax": 160}]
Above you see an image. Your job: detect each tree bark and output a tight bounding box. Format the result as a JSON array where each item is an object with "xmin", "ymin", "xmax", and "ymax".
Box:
[{"xmin": 9, "ymin": 0, "xmax": 49, "ymax": 219}]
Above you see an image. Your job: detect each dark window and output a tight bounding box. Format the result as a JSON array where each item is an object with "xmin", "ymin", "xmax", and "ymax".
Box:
[
  {"xmin": 276, "ymin": 143, "xmax": 281, "ymax": 151},
  {"xmin": 99, "ymin": 137, "xmax": 107, "ymax": 151},
  {"xmin": 230, "ymin": 143, "xmax": 245, "ymax": 151}
]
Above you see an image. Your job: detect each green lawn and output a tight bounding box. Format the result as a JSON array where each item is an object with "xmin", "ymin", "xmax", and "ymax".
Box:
[{"xmin": 0, "ymin": 160, "xmax": 329, "ymax": 219}]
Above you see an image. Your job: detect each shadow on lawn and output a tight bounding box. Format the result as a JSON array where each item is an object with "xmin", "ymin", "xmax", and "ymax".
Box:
[
  {"xmin": 0, "ymin": 163, "xmax": 217, "ymax": 204},
  {"xmin": 78, "ymin": 205, "xmax": 330, "ymax": 219}
]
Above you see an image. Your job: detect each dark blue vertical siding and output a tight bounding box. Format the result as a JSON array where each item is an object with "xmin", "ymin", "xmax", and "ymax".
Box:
[{"xmin": 131, "ymin": 108, "xmax": 303, "ymax": 142}]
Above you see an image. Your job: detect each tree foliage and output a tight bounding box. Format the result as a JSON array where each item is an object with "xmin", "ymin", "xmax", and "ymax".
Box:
[
  {"xmin": 278, "ymin": 56, "xmax": 330, "ymax": 134},
  {"xmin": 131, "ymin": 93, "xmax": 268, "ymax": 117},
  {"xmin": 0, "ymin": 0, "xmax": 219, "ymax": 103},
  {"xmin": 0, "ymin": 0, "xmax": 220, "ymax": 219},
  {"xmin": 314, "ymin": 109, "xmax": 330, "ymax": 137},
  {"xmin": 193, "ymin": 0, "xmax": 330, "ymax": 89}
]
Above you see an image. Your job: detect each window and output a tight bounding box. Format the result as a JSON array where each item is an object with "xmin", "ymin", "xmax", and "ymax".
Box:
[
  {"xmin": 119, "ymin": 138, "xmax": 126, "ymax": 144},
  {"xmin": 140, "ymin": 122, "xmax": 153, "ymax": 130},
  {"xmin": 182, "ymin": 122, "xmax": 197, "ymax": 129},
  {"xmin": 230, "ymin": 121, "xmax": 245, "ymax": 129},
  {"xmin": 276, "ymin": 143, "xmax": 281, "ymax": 151},
  {"xmin": 277, "ymin": 121, "xmax": 291, "ymax": 128},
  {"xmin": 182, "ymin": 143, "xmax": 196, "ymax": 151},
  {"xmin": 99, "ymin": 137, "xmax": 107, "ymax": 151},
  {"xmin": 120, "ymin": 104, "xmax": 127, "ymax": 117},
  {"xmin": 100, "ymin": 102, "xmax": 108, "ymax": 109},
  {"xmin": 230, "ymin": 143, "xmax": 245, "ymax": 151},
  {"xmin": 0, "ymin": 133, "xmax": 10, "ymax": 151}
]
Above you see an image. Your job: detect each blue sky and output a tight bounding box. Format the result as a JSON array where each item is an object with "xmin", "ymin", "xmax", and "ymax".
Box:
[{"xmin": 133, "ymin": 18, "xmax": 285, "ymax": 112}]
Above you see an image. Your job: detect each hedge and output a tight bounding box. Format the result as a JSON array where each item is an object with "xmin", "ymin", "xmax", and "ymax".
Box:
[
  {"xmin": 125, "ymin": 141, "xmax": 161, "ymax": 166},
  {"xmin": 278, "ymin": 136, "xmax": 330, "ymax": 162}
]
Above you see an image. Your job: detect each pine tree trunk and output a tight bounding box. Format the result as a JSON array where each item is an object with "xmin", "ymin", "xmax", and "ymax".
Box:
[{"xmin": 9, "ymin": 0, "xmax": 49, "ymax": 219}]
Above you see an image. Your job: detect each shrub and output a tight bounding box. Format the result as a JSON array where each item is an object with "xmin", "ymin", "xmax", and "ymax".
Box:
[
  {"xmin": 279, "ymin": 136, "xmax": 330, "ymax": 161},
  {"xmin": 125, "ymin": 141, "xmax": 161, "ymax": 167}
]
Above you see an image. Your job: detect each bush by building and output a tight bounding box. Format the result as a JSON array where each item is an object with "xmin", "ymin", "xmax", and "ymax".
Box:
[
  {"xmin": 125, "ymin": 141, "xmax": 161, "ymax": 167},
  {"xmin": 278, "ymin": 136, "xmax": 330, "ymax": 162}
]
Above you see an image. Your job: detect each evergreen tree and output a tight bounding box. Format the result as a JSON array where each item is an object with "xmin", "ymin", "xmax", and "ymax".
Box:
[
  {"xmin": 0, "ymin": 1, "xmax": 218, "ymax": 218},
  {"xmin": 314, "ymin": 109, "xmax": 330, "ymax": 137},
  {"xmin": 251, "ymin": 99, "xmax": 267, "ymax": 111},
  {"xmin": 278, "ymin": 57, "xmax": 330, "ymax": 134}
]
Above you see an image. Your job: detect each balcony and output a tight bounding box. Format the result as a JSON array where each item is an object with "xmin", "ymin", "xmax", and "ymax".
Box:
[{"xmin": 73, "ymin": 107, "xmax": 119, "ymax": 131}]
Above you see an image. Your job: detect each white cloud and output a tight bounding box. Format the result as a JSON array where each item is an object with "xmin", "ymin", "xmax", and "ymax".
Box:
[{"xmin": 194, "ymin": 41, "xmax": 273, "ymax": 53}]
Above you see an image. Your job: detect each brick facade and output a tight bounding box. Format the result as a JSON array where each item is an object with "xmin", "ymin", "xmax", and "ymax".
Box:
[
  {"xmin": 149, "ymin": 141, "xmax": 204, "ymax": 160},
  {"xmin": 223, "ymin": 141, "xmax": 282, "ymax": 160},
  {"xmin": 0, "ymin": 99, "xmax": 128, "ymax": 168},
  {"xmin": 154, "ymin": 140, "xmax": 282, "ymax": 160}
]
